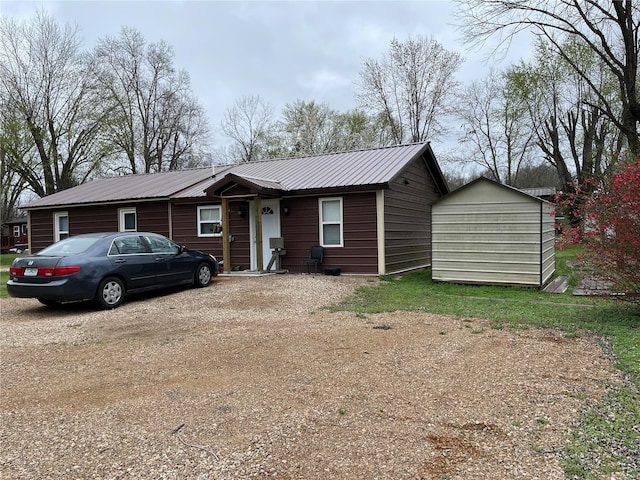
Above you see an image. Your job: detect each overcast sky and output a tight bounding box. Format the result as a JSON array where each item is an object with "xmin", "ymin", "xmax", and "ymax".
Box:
[{"xmin": 2, "ymin": 0, "xmax": 535, "ymax": 153}]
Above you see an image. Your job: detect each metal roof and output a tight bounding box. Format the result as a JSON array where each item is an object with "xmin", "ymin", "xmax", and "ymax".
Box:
[
  {"xmin": 519, "ymin": 187, "xmax": 556, "ymax": 198},
  {"xmin": 216, "ymin": 142, "xmax": 430, "ymax": 191},
  {"xmin": 24, "ymin": 168, "xmax": 214, "ymax": 208},
  {"xmin": 24, "ymin": 142, "xmax": 441, "ymax": 208}
]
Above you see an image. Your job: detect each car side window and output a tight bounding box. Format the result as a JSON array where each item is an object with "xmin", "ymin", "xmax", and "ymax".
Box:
[
  {"xmin": 144, "ymin": 235, "xmax": 180, "ymax": 255},
  {"xmin": 109, "ymin": 236, "xmax": 149, "ymax": 255}
]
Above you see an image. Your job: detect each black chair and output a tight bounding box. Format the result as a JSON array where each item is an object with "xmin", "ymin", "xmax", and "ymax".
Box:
[{"xmin": 302, "ymin": 245, "xmax": 323, "ymax": 275}]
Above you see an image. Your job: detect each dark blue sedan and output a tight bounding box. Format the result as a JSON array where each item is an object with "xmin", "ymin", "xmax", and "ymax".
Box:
[{"xmin": 7, "ymin": 232, "xmax": 219, "ymax": 309}]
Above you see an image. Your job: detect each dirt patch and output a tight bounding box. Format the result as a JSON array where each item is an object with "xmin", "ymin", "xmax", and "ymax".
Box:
[{"xmin": 0, "ymin": 275, "xmax": 623, "ymax": 479}]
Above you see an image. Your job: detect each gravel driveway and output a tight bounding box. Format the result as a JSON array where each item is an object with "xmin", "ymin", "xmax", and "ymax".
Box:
[{"xmin": 0, "ymin": 274, "xmax": 623, "ymax": 479}]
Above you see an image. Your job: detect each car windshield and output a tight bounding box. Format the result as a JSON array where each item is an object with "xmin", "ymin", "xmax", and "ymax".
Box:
[{"xmin": 37, "ymin": 236, "xmax": 101, "ymax": 256}]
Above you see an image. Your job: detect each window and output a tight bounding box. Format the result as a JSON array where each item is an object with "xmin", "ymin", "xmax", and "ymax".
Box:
[
  {"xmin": 13, "ymin": 226, "xmax": 20, "ymax": 237},
  {"xmin": 21, "ymin": 224, "xmax": 27, "ymax": 235},
  {"xmin": 144, "ymin": 235, "xmax": 180, "ymax": 254},
  {"xmin": 119, "ymin": 208, "xmax": 137, "ymax": 232},
  {"xmin": 198, "ymin": 206, "xmax": 222, "ymax": 237},
  {"xmin": 54, "ymin": 212, "xmax": 69, "ymax": 242},
  {"xmin": 109, "ymin": 236, "xmax": 149, "ymax": 255},
  {"xmin": 319, "ymin": 197, "xmax": 343, "ymax": 247}
]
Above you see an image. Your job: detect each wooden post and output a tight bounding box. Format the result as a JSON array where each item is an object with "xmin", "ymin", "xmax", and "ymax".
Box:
[
  {"xmin": 221, "ymin": 197, "xmax": 231, "ymax": 273},
  {"xmin": 254, "ymin": 196, "xmax": 263, "ymax": 271}
]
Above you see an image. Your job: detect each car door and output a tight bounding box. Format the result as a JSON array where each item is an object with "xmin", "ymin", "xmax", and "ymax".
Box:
[
  {"xmin": 107, "ymin": 235, "xmax": 158, "ymax": 291},
  {"xmin": 142, "ymin": 234, "xmax": 194, "ymax": 287}
]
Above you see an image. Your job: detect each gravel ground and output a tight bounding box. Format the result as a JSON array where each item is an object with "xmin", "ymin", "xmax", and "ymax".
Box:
[{"xmin": 0, "ymin": 274, "xmax": 625, "ymax": 479}]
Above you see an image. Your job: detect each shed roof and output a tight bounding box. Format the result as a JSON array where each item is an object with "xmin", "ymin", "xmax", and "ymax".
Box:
[
  {"xmin": 434, "ymin": 177, "xmax": 549, "ymax": 205},
  {"xmin": 24, "ymin": 142, "xmax": 446, "ymax": 209}
]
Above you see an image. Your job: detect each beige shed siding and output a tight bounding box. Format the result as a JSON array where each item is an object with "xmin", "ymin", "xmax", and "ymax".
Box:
[{"xmin": 432, "ymin": 179, "xmax": 555, "ymax": 286}]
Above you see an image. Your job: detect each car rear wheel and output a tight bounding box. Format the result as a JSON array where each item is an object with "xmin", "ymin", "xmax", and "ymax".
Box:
[
  {"xmin": 195, "ymin": 263, "xmax": 212, "ymax": 288},
  {"xmin": 96, "ymin": 276, "xmax": 125, "ymax": 309}
]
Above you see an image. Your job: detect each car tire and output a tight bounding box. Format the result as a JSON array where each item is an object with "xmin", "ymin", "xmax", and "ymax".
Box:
[
  {"xmin": 37, "ymin": 298, "xmax": 60, "ymax": 307},
  {"xmin": 194, "ymin": 263, "xmax": 212, "ymax": 288},
  {"xmin": 96, "ymin": 276, "xmax": 125, "ymax": 309}
]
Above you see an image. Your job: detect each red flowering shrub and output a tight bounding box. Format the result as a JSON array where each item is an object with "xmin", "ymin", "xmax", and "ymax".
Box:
[{"xmin": 557, "ymin": 160, "xmax": 640, "ymax": 299}]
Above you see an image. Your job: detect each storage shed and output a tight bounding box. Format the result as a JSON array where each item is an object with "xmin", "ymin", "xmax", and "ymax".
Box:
[{"xmin": 431, "ymin": 177, "xmax": 555, "ymax": 287}]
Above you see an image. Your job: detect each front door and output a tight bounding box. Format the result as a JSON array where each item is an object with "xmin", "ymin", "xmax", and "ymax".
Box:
[{"xmin": 250, "ymin": 199, "xmax": 281, "ymax": 271}]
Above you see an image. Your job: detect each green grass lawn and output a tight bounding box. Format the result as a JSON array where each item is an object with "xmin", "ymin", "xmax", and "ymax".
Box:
[
  {"xmin": 332, "ymin": 245, "xmax": 639, "ymax": 479},
  {"xmin": 0, "ymin": 253, "xmax": 19, "ymax": 298}
]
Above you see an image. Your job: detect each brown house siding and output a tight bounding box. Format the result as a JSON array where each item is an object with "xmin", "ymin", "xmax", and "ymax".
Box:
[
  {"xmin": 384, "ymin": 157, "xmax": 440, "ymax": 274},
  {"xmin": 280, "ymin": 192, "xmax": 378, "ymax": 274},
  {"xmin": 28, "ymin": 210, "xmax": 55, "ymax": 253},
  {"xmin": 171, "ymin": 200, "xmax": 250, "ymax": 268},
  {"xmin": 28, "ymin": 202, "xmax": 170, "ymax": 252}
]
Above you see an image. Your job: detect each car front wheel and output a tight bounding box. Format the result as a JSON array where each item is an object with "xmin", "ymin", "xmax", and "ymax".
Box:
[
  {"xmin": 195, "ymin": 263, "xmax": 212, "ymax": 288},
  {"xmin": 96, "ymin": 276, "xmax": 125, "ymax": 309}
]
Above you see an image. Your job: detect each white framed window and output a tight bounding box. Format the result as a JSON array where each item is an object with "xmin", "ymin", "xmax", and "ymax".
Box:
[
  {"xmin": 119, "ymin": 208, "xmax": 137, "ymax": 232},
  {"xmin": 197, "ymin": 205, "xmax": 222, "ymax": 237},
  {"xmin": 319, "ymin": 197, "xmax": 343, "ymax": 247},
  {"xmin": 21, "ymin": 224, "xmax": 27, "ymax": 235},
  {"xmin": 54, "ymin": 212, "xmax": 69, "ymax": 241},
  {"xmin": 13, "ymin": 226, "xmax": 20, "ymax": 237}
]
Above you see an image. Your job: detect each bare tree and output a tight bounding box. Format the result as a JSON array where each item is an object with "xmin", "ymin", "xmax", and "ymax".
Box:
[
  {"xmin": 507, "ymin": 38, "xmax": 620, "ymax": 190},
  {"xmin": 220, "ymin": 94, "xmax": 276, "ymax": 163},
  {"xmin": 455, "ymin": 0, "xmax": 640, "ymax": 156},
  {"xmin": 356, "ymin": 36, "xmax": 463, "ymax": 144},
  {"xmin": 0, "ymin": 11, "xmax": 112, "ymax": 196},
  {"xmin": 92, "ymin": 27, "xmax": 210, "ymax": 173},
  {"xmin": 456, "ymin": 70, "xmax": 536, "ymax": 185}
]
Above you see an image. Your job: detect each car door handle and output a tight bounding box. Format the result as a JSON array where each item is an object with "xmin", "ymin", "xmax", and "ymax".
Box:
[
  {"xmin": 114, "ymin": 258, "xmax": 127, "ymax": 264},
  {"xmin": 155, "ymin": 257, "xmax": 164, "ymax": 261}
]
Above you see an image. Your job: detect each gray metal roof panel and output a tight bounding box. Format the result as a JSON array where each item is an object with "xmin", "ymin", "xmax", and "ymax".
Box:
[
  {"xmin": 216, "ymin": 142, "xmax": 428, "ymax": 191},
  {"xmin": 24, "ymin": 168, "xmax": 213, "ymax": 208}
]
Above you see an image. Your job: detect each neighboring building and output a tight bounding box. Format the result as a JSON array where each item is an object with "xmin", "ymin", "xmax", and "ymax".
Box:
[
  {"xmin": 22, "ymin": 142, "xmax": 449, "ymax": 275},
  {"xmin": 519, "ymin": 186, "xmax": 556, "ymax": 203},
  {"xmin": 1, "ymin": 216, "xmax": 28, "ymax": 253},
  {"xmin": 431, "ymin": 177, "xmax": 555, "ymax": 287}
]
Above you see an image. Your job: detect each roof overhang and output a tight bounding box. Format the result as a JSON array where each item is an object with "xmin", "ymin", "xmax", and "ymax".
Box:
[{"xmin": 205, "ymin": 173, "xmax": 287, "ymax": 198}]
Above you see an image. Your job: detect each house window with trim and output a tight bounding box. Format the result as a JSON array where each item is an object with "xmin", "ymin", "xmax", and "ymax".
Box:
[
  {"xmin": 319, "ymin": 197, "xmax": 343, "ymax": 247},
  {"xmin": 54, "ymin": 212, "xmax": 69, "ymax": 241},
  {"xmin": 119, "ymin": 208, "xmax": 137, "ymax": 232},
  {"xmin": 13, "ymin": 226, "xmax": 20, "ymax": 237},
  {"xmin": 198, "ymin": 206, "xmax": 222, "ymax": 237}
]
